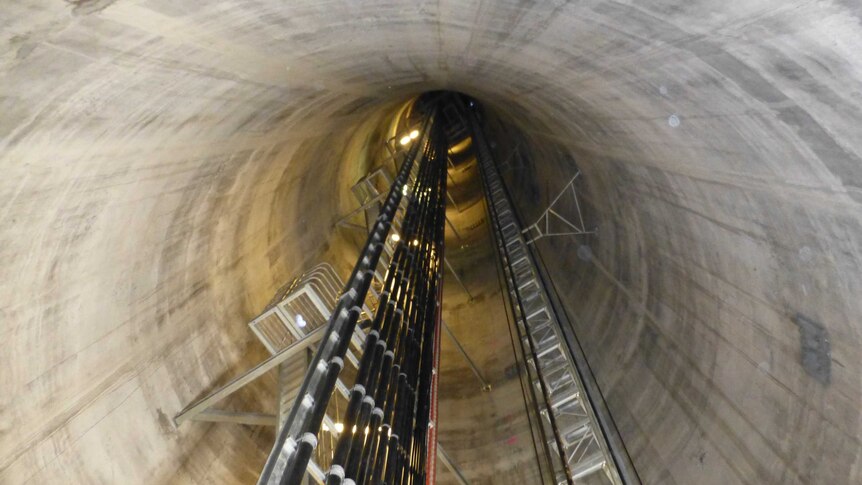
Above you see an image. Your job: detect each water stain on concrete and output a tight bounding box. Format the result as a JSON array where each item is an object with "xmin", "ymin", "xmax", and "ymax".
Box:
[
  {"xmin": 792, "ymin": 313, "xmax": 831, "ymax": 385},
  {"xmin": 65, "ymin": 0, "xmax": 118, "ymax": 16},
  {"xmin": 156, "ymin": 408, "xmax": 175, "ymax": 435}
]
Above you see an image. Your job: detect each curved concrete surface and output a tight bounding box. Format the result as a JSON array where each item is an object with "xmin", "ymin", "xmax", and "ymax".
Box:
[{"xmin": 3, "ymin": 1, "xmax": 862, "ymax": 484}]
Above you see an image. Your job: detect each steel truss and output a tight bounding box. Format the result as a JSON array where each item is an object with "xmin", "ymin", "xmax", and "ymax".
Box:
[
  {"xmin": 468, "ymin": 108, "xmax": 625, "ymax": 485},
  {"xmin": 522, "ymin": 172, "xmax": 595, "ymax": 245}
]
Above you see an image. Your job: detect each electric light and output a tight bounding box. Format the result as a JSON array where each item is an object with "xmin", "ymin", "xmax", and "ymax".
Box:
[
  {"xmin": 412, "ymin": 239, "xmax": 419, "ymax": 247},
  {"xmin": 399, "ymin": 135, "xmax": 411, "ymax": 146},
  {"xmin": 409, "ymin": 129, "xmax": 419, "ymax": 139},
  {"xmin": 391, "ymin": 233, "xmax": 401, "ymax": 242},
  {"xmin": 334, "ymin": 422, "xmax": 344, "ymax": 433}
]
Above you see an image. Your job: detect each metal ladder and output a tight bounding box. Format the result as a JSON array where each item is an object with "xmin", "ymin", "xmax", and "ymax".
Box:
[{"xmin": 470, "ymin": 113, "xmax": 623, "ymax": 485}]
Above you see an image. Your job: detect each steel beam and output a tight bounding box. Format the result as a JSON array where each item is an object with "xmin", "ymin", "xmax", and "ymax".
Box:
[
  {"xmin": 174, "ymin": 326, "xmax": 326, "ymax": 426},
  {"xmin": 193, "ymin": 410, "xmax": 278, "ymax": 427},
  {"xmin": 442, "ymin": 320, "xmax": 491, "ymax": 391},
  {"xmin": 437, "ymin": 443, "xmax": 470, "ymax": 485},
  {"xmin": 444, "ymin": 257, "xmax": 474, "ymax": 301}
]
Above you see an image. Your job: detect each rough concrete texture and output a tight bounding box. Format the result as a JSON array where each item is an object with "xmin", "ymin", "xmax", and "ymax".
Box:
[{"xmin": 2, "ymin": 1, "xmax": 862, "ymax": 484}]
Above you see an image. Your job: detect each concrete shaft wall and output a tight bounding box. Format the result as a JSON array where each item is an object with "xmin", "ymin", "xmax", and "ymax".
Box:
[{"xmin": 2, "ymin": 1, "xmax": 862, "ymax": 484}]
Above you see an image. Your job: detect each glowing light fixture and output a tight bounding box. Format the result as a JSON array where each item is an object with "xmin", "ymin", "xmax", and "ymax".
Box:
[
  {"xmin": 402, "ymin": 185, "xmax": 409, "ymax": 196},
  {"xmin": 334, "ymin": 422, "xmax": 344, "ymax": 433},
  {"xmin": 399, "ymin": 135, "xmax": 411, "ymax": 146},
  {"xmin": 412, "ymin": 239, "xmax": 419, "ymax": 247},
  {"xmin": 409, "ymin": 129, "xmax": 419, "ymax": 139},
  {"xmin": 391, "ymin": 233, "xmax": 401, "ymax": 242}
]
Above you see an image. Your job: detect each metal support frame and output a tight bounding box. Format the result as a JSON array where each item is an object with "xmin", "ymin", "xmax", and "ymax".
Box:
[
  {"xmin": 442, "ymin": 321, "xmax": 491, "ymax": 391},
  {"xmin": 352, "ymin": 167, "xmax": 393, "ymax": 204},
  {"xmin": 446, "ymin": 216, "xmax": 463, "ymax": 240},
  {"xmin": 469, "ymin": 105, "xmax": 625, "ymax": 485},
  {"xmin": 259, "ymin": 130, "xmax": 425, "ymax": 484},
  {"xmin": 446, "ymin": 191, "xmax": 461, "ymax": 213},
  {"xmin": 176, "ymin": 102, "xmax": 473, "ymax": 485},
  {"xmin": 334, "ymin": 134, "xmax": 482, "ymax": 394},
  {"xmin": 522, "ymin": 172, "xmax": 595, "ymax": 245},
  {"xmin": 336, "ymin": 167, "xmax": 399, "ymax": 232},
  {"xmin": 177, "ymin": 269, "xmax": 469, "ymax": 484},
  {"xmin": 339, "ymin": 174, "xmax": 485, "ymax": 394},
  {"xmin": 175, "ymin": 112, "xmax": 435, "ymax": 485},
  {"xmin": 194, "ymin": 410, "xmax": 278, "ymax": 426},
  {"xmin": 497, "ymin": 142, "xmax": 522, "ymax": 174},
  {"xmin": 324, "ymin": 104, "xmax": 449, "ymax": 485},
  {"xmin": 437, "ymin": 443, "xmax": 470, "ymax": 485},
  {"xmin": 253, "ymin": 100, "xmax": 456, "ymax": 485},
  {"xmin": 336, "ymin": 166, "xmax": 473, "ymax": 303},
  {"xmin": 174, "ymin": 326, "xmax": 326, "ymax": 427},
  {"xmin": 336, "ymin": 193, "xmax": 386, "ymax": 229},
  {"xmin": 444, "ymin": 257, "xmax": 473, "ymax": 301},
  {"xmin": 249, "ymin": 264, "xmax": 347, "ymax": 354}
]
